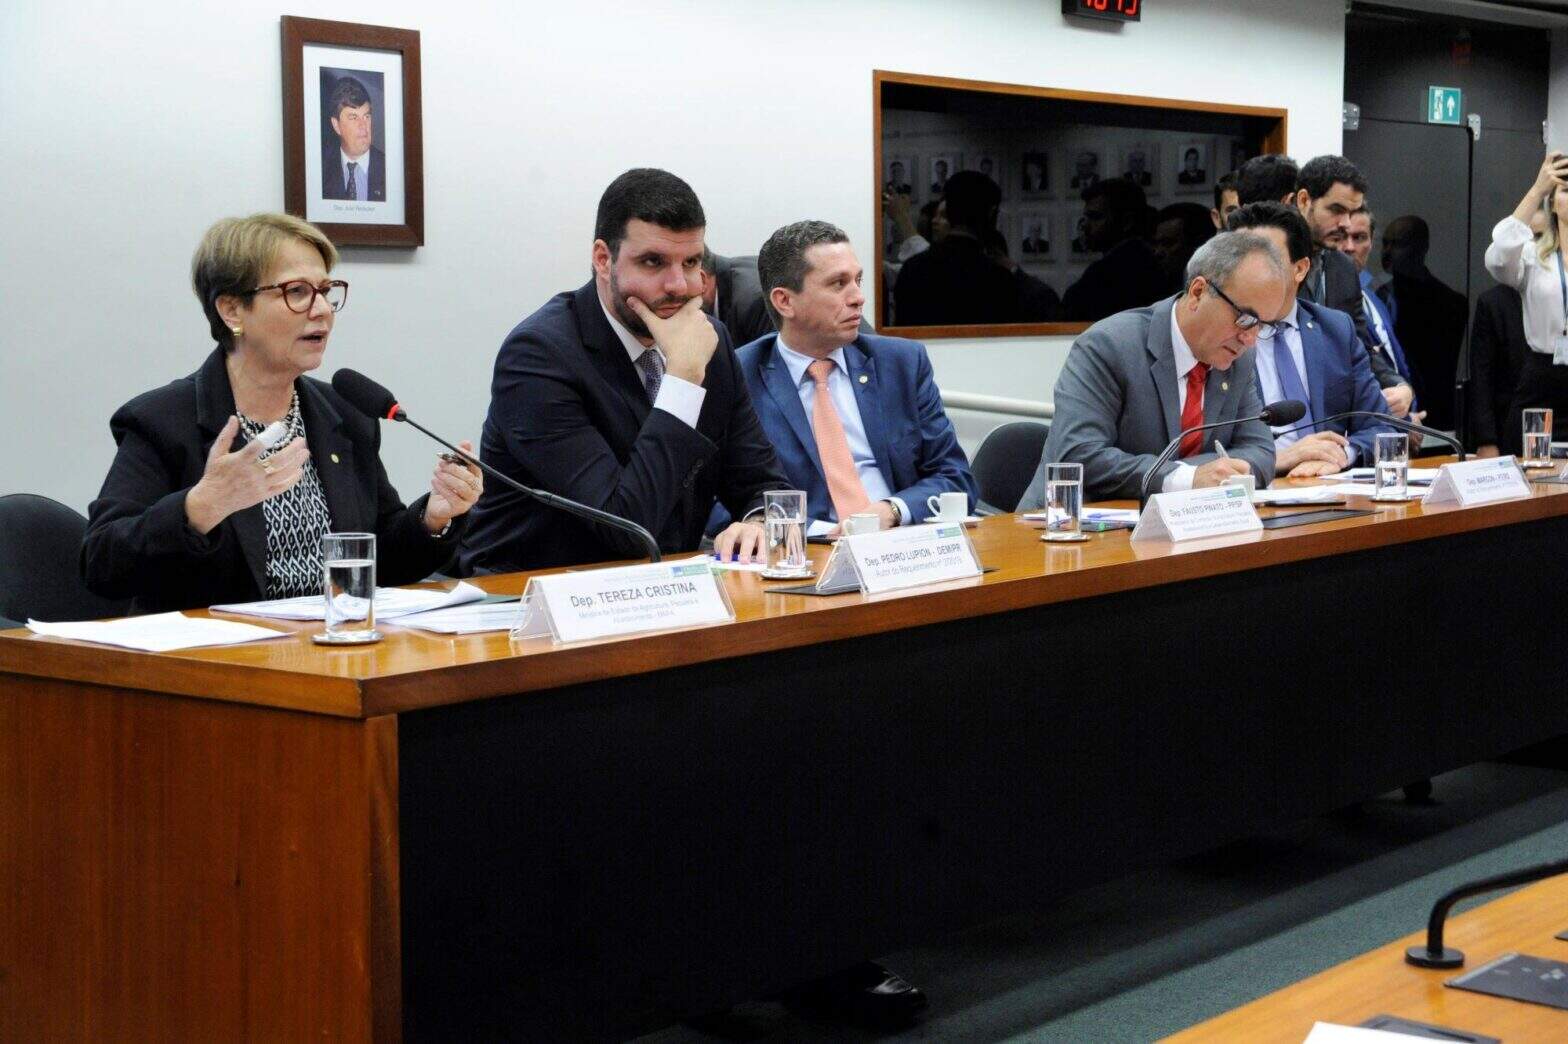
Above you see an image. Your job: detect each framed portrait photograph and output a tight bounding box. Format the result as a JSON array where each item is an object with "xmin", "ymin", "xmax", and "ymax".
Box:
[
  {"xmin": 927, "ymin": 153, "xmax": 959, "ymax": 199},
  {"xmin": 1066, "ymin": 146, "xmax": 1103, "ymax": 195},
  {"xmin": 1174, "ymin": 141, "xmax": 1211, "ymax": 194},
  {"xmin": 1019, "ymin": 150, "xmax": 1051, "ymax": 199},
  {"xmin": 884, "ymin": 154, "xmax": 917, "ymax": 200},
  {"xmin": 1016, "ymin": 208, "xmax": 1053, "ymax": 261},
  {"xmin": 282, "ymin": 17, "xmax": 424, "ymax": 246},
  {"xmin": 968, "ymin": 152, "xmax": 1001, "ymax": 190},
  {"xmin": 1119, "ymin": 141, "xmax": 1159, "ymax": 194}
]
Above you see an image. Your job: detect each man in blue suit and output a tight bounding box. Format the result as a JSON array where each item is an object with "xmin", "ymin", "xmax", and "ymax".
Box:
[
  {"xmin": 737, "ymin": 220, "xmax": 977, "ymax": 535},
  {"xmin": 1228, "ymin": 202, "xmax": 1395, "ymax": 476}
]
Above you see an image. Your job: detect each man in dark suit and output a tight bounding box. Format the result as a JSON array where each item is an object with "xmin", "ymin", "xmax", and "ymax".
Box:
[
  {"xmin": 1468, "ymin": 284, "xmax": 1530, "ymax": 455},
  {"xmin": 1379, "ymin": 215, "xmax": 1470, "ymax": 430},
  {"xmin": 698, "ymin": 250, "xmax": 775, "ymax": 348},
  {"xmin": 738, "ymin": 220, "xmax": 977, "ymax": 535},
  {"xmin": 894, "ymin": 171, "xmax": 1019, "ymax": 325},
  {"xmin": 457, "ymin": 168, "xmax": 789, "ymax": 574},
  {"xmin": 321, "ymin": 75, "xmax": 386, "ymax": 202},
  {"xmin": 1019, "ymin": 232, "xmax": 1285, "ymax": 505},
  {"xmin": 1227, "ymin": 202, "xmax": 1397, "ymax": 475},
  {"xmin": 1235, "ymin": 153, "xmax": 1415, "ymax": 418}
]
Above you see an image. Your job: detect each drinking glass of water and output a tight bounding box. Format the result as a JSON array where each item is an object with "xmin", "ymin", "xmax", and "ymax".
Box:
[
  {"xmin": 761, "ymin": 489, "xmax": 811, "ymax": 578},
  {"xmin": 1372, "ymin": 432, "xmax": 1410, "ymax": 501},
  {"xmin": 1042, "ymin": 463, "xmax": 1087, "ymax": 542},
  {"xmin": 1522, "ymin": 408, "xmax": 1554, "ymax": 468},
  {"xmin": 316, "ymin": 532, "xmax": 382, "ymax": 645}
]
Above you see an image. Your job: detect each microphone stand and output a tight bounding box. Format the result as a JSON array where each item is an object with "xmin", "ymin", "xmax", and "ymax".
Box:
[
  {"xmin": 395, "ymin": 415, "xmax": 663, "ymax": 564},
  {"xmin": 1405, "ymin": 856, "xmax": 1568, "ymax": 968}
]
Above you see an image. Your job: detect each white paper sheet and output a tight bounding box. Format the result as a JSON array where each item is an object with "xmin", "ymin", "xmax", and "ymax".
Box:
[
  {"xmin": 27, "ymin": 613, "xmax": 292, "ymax": 653},
  {"xmin": 1021, "ymin": 508, "xmax": 1140, "ymax": 524},
  {"xmin": 395, "ymin": 601, "xmax": 523, "ymax": 634},
  {"xmin": 1323, "ymin": 468, "xmax": 1440, "ymax": 483},
  {"xmin": 212, "ymin": 581, "xmax": 485, "ymax": 621},
  {"xmin": 1302, "ymin": 1022, "xmax": 1430, "ymax": 1043},
  {"xmin": 1253, "ymin": 487, "xmax": 1344, "ymax": 505}
]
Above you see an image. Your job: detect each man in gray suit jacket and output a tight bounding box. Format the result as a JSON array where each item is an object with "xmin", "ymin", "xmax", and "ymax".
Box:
[{"xmin": 1020, "ymin": 231, "xmax": 1292, "ymax": 505}]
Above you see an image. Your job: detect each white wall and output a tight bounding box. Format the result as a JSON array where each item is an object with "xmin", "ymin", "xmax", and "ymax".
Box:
[{"xmin": 0, "ymin": 0, "xmax": 1346, "ymax": 513}]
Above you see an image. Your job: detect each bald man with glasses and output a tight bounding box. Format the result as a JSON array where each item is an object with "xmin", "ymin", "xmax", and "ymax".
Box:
[{"xmin": 1021, "ymin": 231, "xmax": 1288, "ymax": 505}]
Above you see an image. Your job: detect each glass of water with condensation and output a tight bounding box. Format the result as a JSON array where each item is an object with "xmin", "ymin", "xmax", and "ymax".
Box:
[{"xmin": 316, "ymin": 532, "xmax": 382, "ymax": 645}]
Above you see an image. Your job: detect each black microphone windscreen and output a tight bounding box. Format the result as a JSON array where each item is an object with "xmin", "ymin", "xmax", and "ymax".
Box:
[
  {"xmin": 1260, "ymin": 399, "xmax": 1306, "ymax": 425},
  {"xmin": 332, "ymin": 369, "xmax": 399, "ymax": 420}
]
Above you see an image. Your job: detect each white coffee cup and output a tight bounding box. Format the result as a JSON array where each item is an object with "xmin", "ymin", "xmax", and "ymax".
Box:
[
  {"xmin": 1221, "ymin": 473, "xmax": 1257, "ymax": 495},
  {"xmin": 925, "ymin": 491, "xmax": 968, "ymax": 521},
  {"xmin": 843, "ymin": 512, "xmax": 880, "ymax": 535}
]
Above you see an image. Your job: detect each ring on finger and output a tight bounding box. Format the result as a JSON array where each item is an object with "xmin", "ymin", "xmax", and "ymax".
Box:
[{"xmin": 258, "ymin": 459, "xmax": 276, "ymax": 476}]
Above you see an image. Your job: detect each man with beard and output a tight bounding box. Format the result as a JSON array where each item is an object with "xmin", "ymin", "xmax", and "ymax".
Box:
[{"xmin": 457, "ymin": 168, "xmax": 789, "ymax": 573}]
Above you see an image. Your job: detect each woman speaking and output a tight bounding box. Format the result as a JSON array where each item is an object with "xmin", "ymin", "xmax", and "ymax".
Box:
[
  {"xmin": 1483, "ymin": 152, "xmax": 1568, "ymax": 455},
  {"xmin": 83, "ymin": 213, "xmax": 480, "ymax": 613}
]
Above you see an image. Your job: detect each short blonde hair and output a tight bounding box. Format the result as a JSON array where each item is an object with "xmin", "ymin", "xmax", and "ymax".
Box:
[{"xmin": 191, "ymin": 213, "xmax": 338, "ymax": 350}]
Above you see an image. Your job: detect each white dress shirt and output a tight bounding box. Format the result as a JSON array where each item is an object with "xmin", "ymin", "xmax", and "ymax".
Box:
[
  {"xmin": 339, "ymin": 149, "xmax": 370, "ymax": 202},
  {"xmin": 1161, "ymin": 307, "xmax": 1201, "ymax": 493},
  {"xmin": 775, "ymin": 337, "xmax": 907, "ymax": 533},
  {"xmin": 1484, "ymin": 216, "xmax": 1568, "ymax": 362},
  {"xmin": 598, "ymin": 295, "xmax": 707, "ymax": 429}
]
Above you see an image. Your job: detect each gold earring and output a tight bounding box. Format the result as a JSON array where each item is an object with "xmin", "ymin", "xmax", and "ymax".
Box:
[{"xmin": 231, "ymin": 325, "xmax": 243, "ymax": 337}]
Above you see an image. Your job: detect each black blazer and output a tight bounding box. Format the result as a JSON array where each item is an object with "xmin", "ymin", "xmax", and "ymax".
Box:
[
  {"xmin": 1303, "ymin": 248, "xmax": 1403, "ymax": 391},
  {"xmin": 321, "ymin": 143, "xmax": 387, "ymax": 202},
  {"xmin": 457, "ymin": 281, "xmax": 790, "ymax": 574},
  {"xmin": 82, "ymin": 346, "xmax": 462, "ymax": 614},
  {"xmin": 1467, "ymin": 284, "xmax": 1528, "ymax": 448},
  {"xmin": 711, "ymin": 254, "xmax": 776, "ymax": 348}
]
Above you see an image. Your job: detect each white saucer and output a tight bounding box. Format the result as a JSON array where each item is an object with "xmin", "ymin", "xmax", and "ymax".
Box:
[{"xmin": 922, "ymin": 515, "xmax": 980, "ymax": 526}]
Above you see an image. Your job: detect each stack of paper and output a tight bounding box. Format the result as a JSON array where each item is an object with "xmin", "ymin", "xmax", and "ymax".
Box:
[
  {"xmin": 396, "ymin": 601, "xmax": 522, "ymax": 634},
  {"xmin": 212, "ymin": 582, "xmax": 486, "ymax": 621},
  {"xmin": 1253, "ymin": 487, "xmax": 1343, "ymax": 505},
  {"xmin": 27, "ymin": 613, "xmax": 292, "ymax": 653}
]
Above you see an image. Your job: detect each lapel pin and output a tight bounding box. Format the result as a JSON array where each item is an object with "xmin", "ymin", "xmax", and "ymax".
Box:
[
  {"xmin": 858, "ymin": 374, "xmax": 868, "ymax": 384},
  {"xmin": 1221, "ymin": 381, "xmax": 1229, "ymax": 391},
  {"xmin": 330, "ymin": 453, "xmax": 340, "ymax": 463}
]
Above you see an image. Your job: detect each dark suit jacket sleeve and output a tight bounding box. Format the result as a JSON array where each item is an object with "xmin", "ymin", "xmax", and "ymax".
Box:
[
  {"xmin": 1467, "ymin": 295, "xmax": 1506, "ymax": 447},
  {"xmin": 1045, "ymin": 332, "xmax": 1155, "ymax": 501},
  {"xmin": 1364, "ymin": 333, "xmax": 1402, "ymax": 389},
  {"xmin": 891, "ymin": 348, "xmax": 979, "ymax": 520},
  {"xmin": 490, "ymin": 324, "xmax": 723, "ymax": 558},
  {"xmin": 1328, "ymin": 309, "xmax": 1399, "ymax": 464},
  {"xmin": 712, "ymin": 339, "xmax": 791, "ymax": 523},
  {"xmin": 81, "ymin": 402, "xmax": 235, "ymax": 601}
]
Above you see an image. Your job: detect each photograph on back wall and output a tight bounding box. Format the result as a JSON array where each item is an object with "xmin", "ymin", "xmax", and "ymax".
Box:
[
  {"xmin": 1020, "ymin": 150, "xmax": 1051, "ymax": 198},
  {"xmin": 928, "ymin": 154, "xmax": 959, "ymax": 198},
  {"xmin": 1016, "ymin": 208, "xmax": 1053, "ymax": 260},
  {"xmin": 318, "ymin": 67, "xmax": 386, "ymax": 203},
  {"xmin": 1068, "ymin": 147, "xmax": 1102, "ymax": 192},
  {"xmin": 1174, "ymin": 141, "xmax": 1211, "ymax": 193},
  {"xmin": 885, "ymin": 155, "xmax": 917, "ymax": 198},
  {"xmin": 1119, "ymin": 142, "xmax": 1158, "ymax": 192},
  {"xmin": 969, "ymin": 153, "xmax": 1001, "ymax": 192}
]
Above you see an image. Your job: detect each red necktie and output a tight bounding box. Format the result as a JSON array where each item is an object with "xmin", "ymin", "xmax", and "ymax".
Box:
[{"xmin": 1178, "ymin": 362, "xmax": 1209, "ymax": 458}]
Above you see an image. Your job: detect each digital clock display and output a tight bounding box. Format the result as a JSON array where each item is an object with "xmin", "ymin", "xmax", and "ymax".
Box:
[{"xmin": 1062, "ymin": 0, "xmax": 1142, "ymax": 22}]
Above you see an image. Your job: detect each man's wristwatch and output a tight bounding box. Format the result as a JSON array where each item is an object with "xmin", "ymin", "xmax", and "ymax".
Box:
[{"xmin": 882, "ymin": 499, "xmax": 901, "ymax": 526}]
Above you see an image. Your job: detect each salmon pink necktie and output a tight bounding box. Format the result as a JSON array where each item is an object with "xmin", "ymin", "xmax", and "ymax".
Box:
[{"xmin": 807, "ymin": 359, "xmax": 872, "ymax": 522}]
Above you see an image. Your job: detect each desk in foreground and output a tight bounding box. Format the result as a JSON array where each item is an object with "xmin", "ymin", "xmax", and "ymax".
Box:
[
  {"xmin": 1165, "ymin": 873, "xmax": 1568, "ymax": 1043},
  {"xmin": 5, "ymin": 470, "xmax": 1568, "ymax": 1038}
]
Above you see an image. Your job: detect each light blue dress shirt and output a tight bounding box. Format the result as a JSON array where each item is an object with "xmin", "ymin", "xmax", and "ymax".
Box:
[
  {"xmin": 1252, "ymin": 303, "xmax": 1357, "ymax": 465},
  {"xmin": 340, "ymin": 149, "xmax": 370, "ymax": 202},
  {"xmin": 775, "ymin": 338, "xmax": 907, "ymax": 530}
]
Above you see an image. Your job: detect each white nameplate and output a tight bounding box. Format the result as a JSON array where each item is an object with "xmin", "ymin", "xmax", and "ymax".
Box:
[
  {"xmin": 509, "ymin": 559, "xmax": 733, "ymax": 644},
  {"xmin": 1130, "ymin": 485, "xmax": 1262, "ymax": 542},
  {"xmin": 822, "ymin": 523, "xmax": 982, "ymax": 595},
  {"xmin": 1422, "ymin": 456, "xmax": 1532, "ymax": 508}
]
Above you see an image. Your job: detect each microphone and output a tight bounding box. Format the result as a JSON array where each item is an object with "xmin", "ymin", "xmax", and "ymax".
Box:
[
  {"xmin": 1404, "ymin": 856, "xmax": 1568, "ymax": 968},
  {"xmin": 1272, "ymin": 411, "xmax": 1467, "ymax": 463},
  {"xmin": 330, "ymin": 369, "xmax": 663, "ymax": 564},
  {"xmin": 1137, "ymin": 400, "xmax": 1306, "ymax": 506}
]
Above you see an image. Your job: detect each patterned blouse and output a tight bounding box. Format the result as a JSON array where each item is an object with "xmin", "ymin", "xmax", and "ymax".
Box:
[{"xmin": 237, "ymin": 390, "xmax": 333, "ymax": 598}]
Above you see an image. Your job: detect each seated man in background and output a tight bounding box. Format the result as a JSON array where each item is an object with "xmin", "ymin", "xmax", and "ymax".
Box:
[
  {"xmin": 1226, "ymin": 202, "xmax": 1396, "ymax": 476},
  {"xmin": 1379, "ymin": 214, "xmax": 1470, "ymax": 430},
  {"xmin": 457, "ymin": 168, "xmax": 789, "ymax": 574},
  {"xmin": 1341, "ymin": 208, "xmax": 1424, "ymax": 440},
  {"xmin": 1019, "ymin": 231, "xmax": 1286, "ymax": 505},
  {"xmin": 894, "ymin": 171, "xmax": 1019, "ymax": 325},
  {"xmin": 736, "ymin": 220, "xmax": 977, "ymax": 535},
  {"xmin": 1060, "ymin": 177, "xmax": 1169, "ymax": 321},
  {"xmin": 698, "ymin": 248, "xmax": 775, "ymax": 347},
  {"xmin": 1235, "ymin": 154, "xmax": 1414, "ymax": 416}
]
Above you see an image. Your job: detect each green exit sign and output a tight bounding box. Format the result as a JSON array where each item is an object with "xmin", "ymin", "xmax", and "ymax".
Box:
[{"xmin": 1427, "ymin": 86, "xmax": 1462, "ymax": 125}]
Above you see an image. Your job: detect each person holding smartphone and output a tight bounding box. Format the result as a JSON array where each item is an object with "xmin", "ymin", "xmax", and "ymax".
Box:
[{"xmin": 1483, "ymin": 151, "xmax": 1568, "ymax": 454}]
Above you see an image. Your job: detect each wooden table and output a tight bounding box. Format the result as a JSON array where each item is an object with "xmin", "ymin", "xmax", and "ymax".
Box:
[
  {"xmin": 5, "ymin": 462, "xmax": 1568, "ymax": 1039},
  {"xmin": 1165, "ymin": 872, "xmax": 1568, "ymax": 1042}
]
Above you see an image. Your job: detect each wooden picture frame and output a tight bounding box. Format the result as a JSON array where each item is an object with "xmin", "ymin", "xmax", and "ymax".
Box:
[
  {"xmin": 282, "ymin": 16, "xmax": 424, "ymax": 247},
  {"xmin": 874, "ymin": 70, "xmax": 1288, "ymax": 340}
]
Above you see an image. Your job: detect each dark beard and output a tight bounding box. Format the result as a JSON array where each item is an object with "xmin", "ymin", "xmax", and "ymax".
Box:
[{"xmin": 608, "ymin": 268, "xmax": 689, "ymax": 339}]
